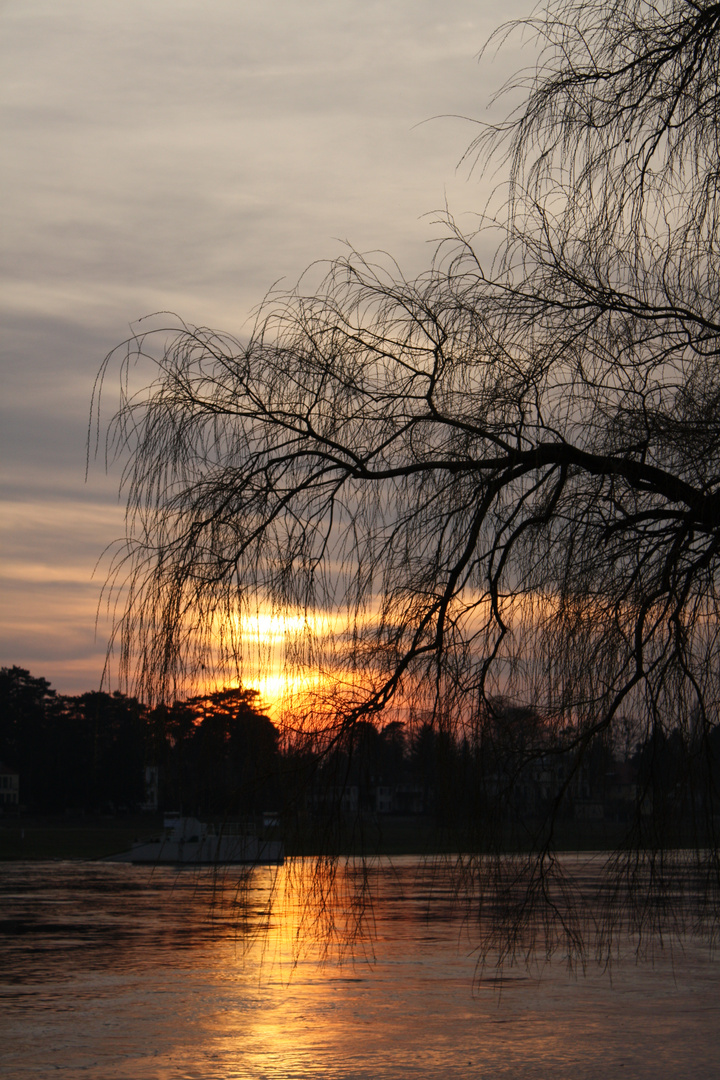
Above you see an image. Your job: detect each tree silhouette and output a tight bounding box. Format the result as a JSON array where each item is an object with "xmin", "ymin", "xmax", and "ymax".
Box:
[{"xmin": 97, "ymin": 0, "xmax": 720, "ymax": 957}]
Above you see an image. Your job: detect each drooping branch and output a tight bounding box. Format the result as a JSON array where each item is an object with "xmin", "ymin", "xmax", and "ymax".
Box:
[
  {"xmin": 94, "ymin": 3, "xmax": 720, "ymax": 955},
  {"xmin": 96, "ymin": 235, "xmax": 720, "ymax": 743}
]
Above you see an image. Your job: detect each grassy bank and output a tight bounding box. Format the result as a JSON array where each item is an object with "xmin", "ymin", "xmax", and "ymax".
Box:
[
  {"xmin": 0, "ymin": 813, "xmax": 645, "ymax": 861},
  {"xmin": 0, "ymin": 815, "xmax": 163, "ymax": 861},
  {"xmin": 0, "ymin": 814, "xmax": 451, "ymax": 861}
]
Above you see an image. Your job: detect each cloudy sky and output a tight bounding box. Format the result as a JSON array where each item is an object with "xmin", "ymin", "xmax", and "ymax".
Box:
[{"xmin": 1, "ymin": 0, "xmax": 530, "ymax": 695}]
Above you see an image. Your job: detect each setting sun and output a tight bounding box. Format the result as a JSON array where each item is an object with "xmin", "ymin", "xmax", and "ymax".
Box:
[{"xmin": 228, "ymin": 609, "xmax": 337, "ymax": 714}]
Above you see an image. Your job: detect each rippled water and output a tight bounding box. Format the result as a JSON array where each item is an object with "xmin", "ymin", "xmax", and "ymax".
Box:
[{"xmin": 1, "ymin": 857, "xmax": 719, "ymax": 1079}]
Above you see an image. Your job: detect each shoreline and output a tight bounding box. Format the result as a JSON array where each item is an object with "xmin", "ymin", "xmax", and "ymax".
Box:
[{"xmin": 0, "ymin": 812, "xmax": 671, "ymax": 861}]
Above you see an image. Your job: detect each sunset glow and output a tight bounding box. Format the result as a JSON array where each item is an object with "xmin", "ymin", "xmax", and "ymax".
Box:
[
  {"xmin": 222, "ymin": 609, "xmax": 336, "ymax": 714},
  {"xmin": 0, "ymin": 0, "xmax": 500, "ymax": 695}
]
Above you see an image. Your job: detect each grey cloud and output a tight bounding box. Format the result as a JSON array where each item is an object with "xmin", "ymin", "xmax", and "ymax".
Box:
[{"xmin": 1, "ymin": 0, "xmax": 532, "ymax": 692}]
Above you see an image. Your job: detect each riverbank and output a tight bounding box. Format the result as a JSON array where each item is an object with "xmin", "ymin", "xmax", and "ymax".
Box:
[
  {"xmin": 0, "ymin": 815, "xmax": 164, "ymax": 860},
  {"xmin": 0, "ymin": 814, "xmax": 455, "ymax": 860},
  {"xmin": 0, "ymin": 813, "xmax": 645, "ymax": 861}
]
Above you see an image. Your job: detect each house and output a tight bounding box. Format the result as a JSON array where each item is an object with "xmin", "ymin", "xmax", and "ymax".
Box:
[
  {"xmin": 0, "ymin": 764, "xmax": 19, "ymax": 809},
  {"xmin": 141, "ymin": 765, "xmax": 161, "ymax": 811}
]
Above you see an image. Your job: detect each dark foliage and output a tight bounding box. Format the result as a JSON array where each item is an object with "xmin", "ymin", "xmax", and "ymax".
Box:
[{"xmin": 0, "ymin": 668, "xmax": 278, "ymax": 816}]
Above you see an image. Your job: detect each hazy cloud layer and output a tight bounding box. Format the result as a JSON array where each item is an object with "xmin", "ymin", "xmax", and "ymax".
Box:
[{"xmin": 1, "ymin": 0, "xmax": 529, "ymax": 693}]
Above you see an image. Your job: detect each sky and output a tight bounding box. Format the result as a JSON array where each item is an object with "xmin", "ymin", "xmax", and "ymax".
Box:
[{"xmin": 1, "ymin": 0, "xmax": 530, "ymax": 697}]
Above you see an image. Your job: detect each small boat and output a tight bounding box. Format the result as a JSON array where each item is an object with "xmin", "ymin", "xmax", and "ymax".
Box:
[{"xmin": 106, "ymin": 813, "xmax": 284, "ymax": 865}]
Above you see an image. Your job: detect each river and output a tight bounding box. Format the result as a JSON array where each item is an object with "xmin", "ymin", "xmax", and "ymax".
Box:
[{"xmin": 1, "ymin": 856, "xmax": 718, "ymax": 1078}]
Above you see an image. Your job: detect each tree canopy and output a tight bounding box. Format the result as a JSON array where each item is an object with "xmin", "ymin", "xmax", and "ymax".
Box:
[{"xmin": 97, "ymin": 0, "xmax": 720, "ymax": 949}]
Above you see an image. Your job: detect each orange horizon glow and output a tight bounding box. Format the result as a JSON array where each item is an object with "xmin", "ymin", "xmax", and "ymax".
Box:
[{"xmin": 210, "ymin": 590, "xmax": 559, "ymax": 718}]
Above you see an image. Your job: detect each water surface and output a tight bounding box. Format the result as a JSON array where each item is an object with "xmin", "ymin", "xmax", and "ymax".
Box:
[{"xmin": 1, "ymin": 858, "xmax": 718, "ymax": 1078}]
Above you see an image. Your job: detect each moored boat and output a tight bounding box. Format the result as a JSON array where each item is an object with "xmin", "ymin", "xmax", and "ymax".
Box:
[{"xmin": 106, "ymin": 813, "xmax": 284, "ymax": 865}]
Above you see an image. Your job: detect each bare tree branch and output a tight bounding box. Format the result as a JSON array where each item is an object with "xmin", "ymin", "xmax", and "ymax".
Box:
[{"xmin": 95, "ymin": 0, "xmax": 720, "ymax": 958}]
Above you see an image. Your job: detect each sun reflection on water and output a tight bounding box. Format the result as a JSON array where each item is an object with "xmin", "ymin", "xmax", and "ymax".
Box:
[{"xmin": 2, "ymin": 860, "xmax": 720, "ymax": 1079}]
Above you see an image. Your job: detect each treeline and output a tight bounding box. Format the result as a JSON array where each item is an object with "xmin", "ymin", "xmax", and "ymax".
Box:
[
  {"xmin": 0, "ymin": 667, "xmax": 280, "ymax": 816},
  {"xmin": 2, "ymin": 666, "xmax": 720, "ymax": 846}
]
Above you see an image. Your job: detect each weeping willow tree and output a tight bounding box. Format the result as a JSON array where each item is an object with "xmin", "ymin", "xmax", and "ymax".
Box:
[{"xmin": 96, "ymin": 0, "xmax": 720, "ymax": 962}]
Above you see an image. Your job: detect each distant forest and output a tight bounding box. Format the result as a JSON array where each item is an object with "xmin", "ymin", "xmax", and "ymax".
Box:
[
  {"xmin": 0, "ymin": 667, "xmax": 280, "ymax": 817},
  {"xmin": 2, "ymin": 665, "xmax": 720, "ymax": 848}
]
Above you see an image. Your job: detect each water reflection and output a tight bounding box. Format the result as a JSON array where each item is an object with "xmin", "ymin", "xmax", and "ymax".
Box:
[{"xmin": 1, "ymin": 858, "xmax": 719, "ymax": 1078}]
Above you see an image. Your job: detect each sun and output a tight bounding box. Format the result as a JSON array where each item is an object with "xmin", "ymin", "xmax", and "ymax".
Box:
[{"xmin": 227, "ymin": 609, "xmax": 334, "ymax": 715}]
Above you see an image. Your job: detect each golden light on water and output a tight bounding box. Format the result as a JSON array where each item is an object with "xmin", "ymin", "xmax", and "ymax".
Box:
[
  {"xmin": 188, "ymin": 858, "xmax": 719, "ymax": 1080},
  {"xmin": 7, "ymin": 860, "xmax": 719, "ymax": 1077}
]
